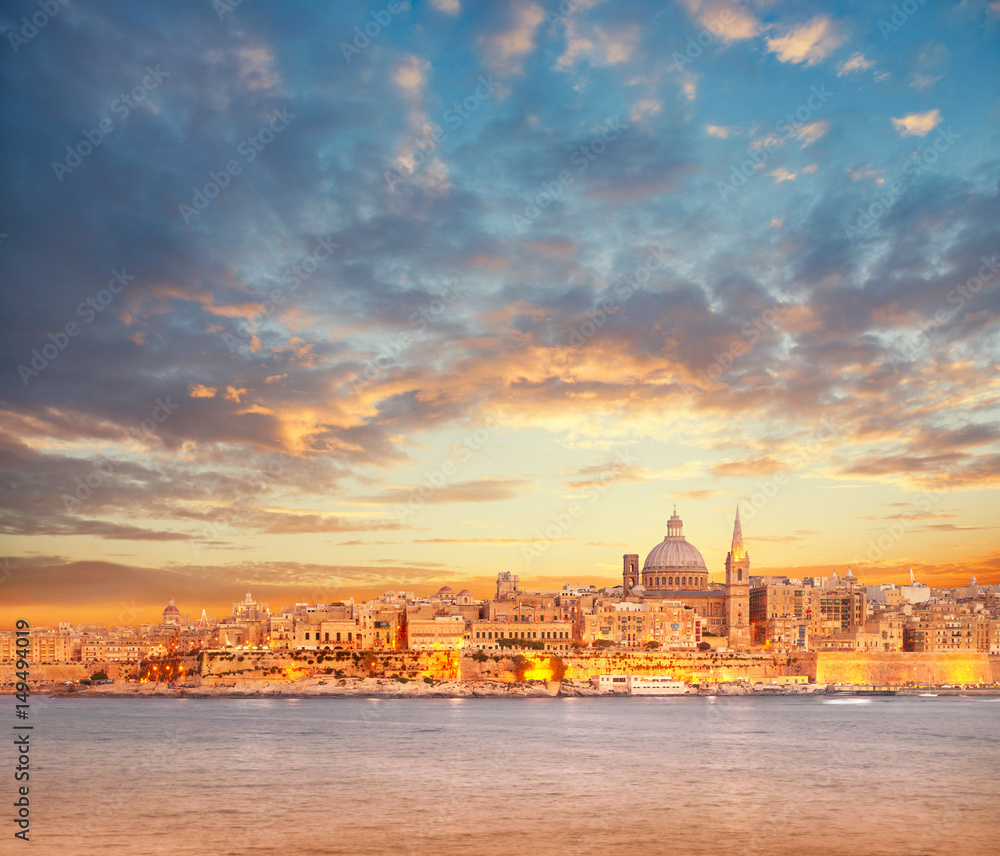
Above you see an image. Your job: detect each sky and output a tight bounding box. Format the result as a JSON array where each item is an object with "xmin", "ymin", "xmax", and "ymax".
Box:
[{"xmin": 1, "ymin": 0, "xmax": 999, "ymax": 627}]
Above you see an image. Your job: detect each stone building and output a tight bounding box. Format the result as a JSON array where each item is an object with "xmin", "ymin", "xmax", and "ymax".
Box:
[
  {"xmin": 582, "ymin": 599, "xmax": 703, "ymax": 649},
  {"xmin": 469, "ymin": 618, "xmax": 575, "ymax": 652},
  {"xmin": 750, "ymin": 574, "xmax": 866, "ymax": 651},
  {"xmin": 161, "ymin": 596, "xmax": 188, "ymax": 627},
  {"xmin": 405, "ymin": 614, "xmax": 466, "ymax": 651},
  {"xmin": 295, "ymin": 620, "xmax": 360, "ymax": 650}
]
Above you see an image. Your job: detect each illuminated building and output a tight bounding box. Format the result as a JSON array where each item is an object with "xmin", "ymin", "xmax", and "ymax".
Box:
[
  {"xmin": 161, "ymin": 596, "xmax": 188, "ymax": 627},
  {"xmin": 470, "ymin": 618, "xmax": 575, "ymax": 652},
  {"xmin": 357, "ymin": 603, "xmax": 404, "ymax": 650},
  {"xmin": 295, "ymin": 620, "xmax": 358, "ymax": 650},
  {"xmin": 405, "ymin": 614, "xmax": 466, "ymax": 650}
]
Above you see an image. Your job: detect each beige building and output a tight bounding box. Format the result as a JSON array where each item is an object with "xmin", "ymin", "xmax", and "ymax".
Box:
[
  {"xmin": 357, "ymin": 603, "xmax": 404, "ymax": 650},
  {"xmin": 584, "ymin": 600, "xmax": 702, "ymax": 650},
  {"xmin": 0, "ymin": 628, "xmax": 75, "ymax": 663},
  {"xmin": 80, "ymin": 636, "xmax": 143, "ymax": 663},
  {"xmin": 295, "ymin": 620, "xmax": 359, "ymax": 650},
  {"xmin": 470, "ymin": 618, "xmax": 575, "ymax": 651},
  {"xmin": 903, "ymin": 605, "xmax": 994, "ymax": 652},
  {"xmin": 406, "ymin": 615, "xmax": 466, "ymax": 650},
  {"xmin": 751, "ymin": 578, "xmax": 866, "ymax": 650}
]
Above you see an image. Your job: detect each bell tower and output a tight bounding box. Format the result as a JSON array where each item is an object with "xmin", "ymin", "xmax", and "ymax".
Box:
[
  {"xmin": 724, "ymin": 506, "xmax": 751, "ymax": 648},
  {"xmin": 622, "ymin": 554, "xmax": 639, "ymax": 595}
]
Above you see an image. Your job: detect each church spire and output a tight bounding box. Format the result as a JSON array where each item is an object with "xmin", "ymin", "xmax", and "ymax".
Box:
[{"xmin": 730, "ymin": 505, "xmax": 746, "ymax": 560}]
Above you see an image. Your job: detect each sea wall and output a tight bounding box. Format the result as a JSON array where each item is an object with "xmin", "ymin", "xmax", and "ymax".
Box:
[
  {"xmin": 1, "ymin": 661, "xmax": 139, "ymax": 686},
  {"xmin": 815, "ymin": 652, "xmax": 992, "ymax": 685},
  {"xmin": 460, "ymin": 651, "xmax": 807, "ymax": 683},
  {"xmin": 197, "ymin": 650, "xmax": 458, "ymax": 683},
  {"xmin": 5, "ymin": 650, "xmax": 998, "ymax": 688}
]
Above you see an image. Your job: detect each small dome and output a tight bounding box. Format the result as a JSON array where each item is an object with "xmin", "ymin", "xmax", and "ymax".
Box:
[{"xmin": 457, "ymin": 589, "xmax": 472, "ymax": 597}]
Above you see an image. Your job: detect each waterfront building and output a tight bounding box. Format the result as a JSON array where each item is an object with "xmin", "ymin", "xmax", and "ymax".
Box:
[
  {"xmin": 903, "ymin": 604, "xmax": 996, "ymax": 652},
  {"xmin": 0, "ymin": 627, "xmax": 75, "ymax": 662},
  {"xmin": 357, "ymin": 602, "xmax": 404, "ymax": 650},
  {"xmin": 295, "ymin": 620, "xmax": 359, "ymax": 650},
  {"xmin": 405, "ymin": 614, "xmax": 466, "ymax": 651},
  {"xmin": 469, "ymin": 618, "xmax": 575, "ymax": 652}
]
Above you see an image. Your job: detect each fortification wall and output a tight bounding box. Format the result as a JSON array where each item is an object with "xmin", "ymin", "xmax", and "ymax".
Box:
[
  {"xmin": 460, "ymin": 651, "xmax": 807, "ymax": 683},
  {"xmin": 6, "ymin": 650, "xmax": 997, "ymax": 688},
  {"xmin": 815, "ymin": 651, "xmax": 992, "ymax": 685},
  {"xmin": 196, "ymin": 650, "xmax": 458, "ymax": 682},
  {"xmin": 1, "ymin": 660, "xmax": 140, "ymax": 687}
]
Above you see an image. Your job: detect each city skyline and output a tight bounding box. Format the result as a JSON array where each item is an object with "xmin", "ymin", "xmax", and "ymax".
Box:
[
  {"xmin": 2, "ymin": 1, "xmax": 999, "ymax": 628},
  {"xmin": 1, "ymin": 498, "xmax": 990, "ymax": 627}
]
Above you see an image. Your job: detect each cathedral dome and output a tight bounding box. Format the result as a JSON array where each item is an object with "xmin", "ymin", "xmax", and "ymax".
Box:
[
  {"xmin": 642, "ymin": 509, "xmax": 707, "ymax": 572},
  {"xmin": 643, "ymin": 538, "xmax": 708, "ymax": 572}
]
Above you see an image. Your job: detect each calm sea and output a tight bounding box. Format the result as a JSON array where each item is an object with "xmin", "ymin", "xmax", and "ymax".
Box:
[{"xmin": 15, "ymin": 695, "xmax": 1000, "ymax": 855}]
